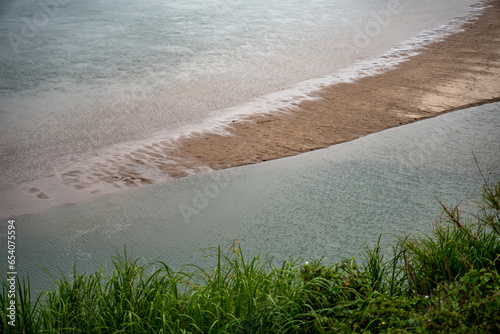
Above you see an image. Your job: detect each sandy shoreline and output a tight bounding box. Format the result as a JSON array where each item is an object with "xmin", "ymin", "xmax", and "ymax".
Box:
[
  {"xmin": 59, "ymin": 0, "xmax": 500, "ymax": 183},
  {"xmin": 1, "ymin": 1, "xmax": 499, "ymax": 218},
  {"xmin": 170, "ymin": 0, "xmax": 500, "ymax": 173}
]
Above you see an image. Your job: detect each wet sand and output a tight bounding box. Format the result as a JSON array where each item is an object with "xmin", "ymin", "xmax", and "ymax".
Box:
[
  {"xmin": 171, "ymin": 1, "xmax": 500, "ymax": 172},
  {"xmin": 57, "ymin": 0, "xmax": 500, "ymax": 186},
  {"xmin": 1, "ymin": 1, "xmax": 499, "ymax": 218}
]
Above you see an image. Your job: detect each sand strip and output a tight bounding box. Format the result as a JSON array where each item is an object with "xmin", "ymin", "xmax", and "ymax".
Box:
[{"xmin": 167, "ymin": 1, "xmax": 500, "ymax": 172}]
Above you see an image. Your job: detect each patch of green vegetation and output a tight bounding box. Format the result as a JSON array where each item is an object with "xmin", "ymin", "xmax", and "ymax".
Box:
[{"xmin": 1, "ymin": 181, "xmax": 499, "ymax": 333}]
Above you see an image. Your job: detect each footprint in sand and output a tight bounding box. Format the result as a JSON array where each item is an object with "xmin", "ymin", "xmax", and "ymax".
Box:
[{"xmin": 28, "ymin": 187, "xmax": 50, "ymax": 199}]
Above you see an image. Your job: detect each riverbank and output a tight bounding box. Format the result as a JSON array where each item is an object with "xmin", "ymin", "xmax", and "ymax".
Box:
[{"xmin": 2, "ymin": 181, "xmax": 499, "ymax": 332}]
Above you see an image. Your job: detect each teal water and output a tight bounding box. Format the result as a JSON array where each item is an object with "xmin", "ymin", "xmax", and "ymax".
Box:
[{"xmin": 2, "ymin": 102, "xmax": 499, "ymax": 295}]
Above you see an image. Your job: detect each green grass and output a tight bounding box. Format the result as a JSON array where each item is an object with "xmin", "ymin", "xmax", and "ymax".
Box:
[{"xmin": 1, "ymin": 181, "xmax": 500, "ymax": 333}]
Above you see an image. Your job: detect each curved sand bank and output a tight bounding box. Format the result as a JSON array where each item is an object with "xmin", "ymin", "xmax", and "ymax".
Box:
[
  {"xmin": 172, "ymin": 1, "xmax": 500, "ymax": 172},
  {"xmin": 1, "ymin": 1, "xmax": 499, "ymax": 218}
]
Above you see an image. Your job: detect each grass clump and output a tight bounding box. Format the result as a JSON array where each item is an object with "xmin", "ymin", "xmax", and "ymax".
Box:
[
  {"xmin": 399, "ymin": 180, "xmax": 500, "ymax": 296},
  {"xmin": 1, "ymin": 181, "xmax": 500, "ymax": 333}
]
